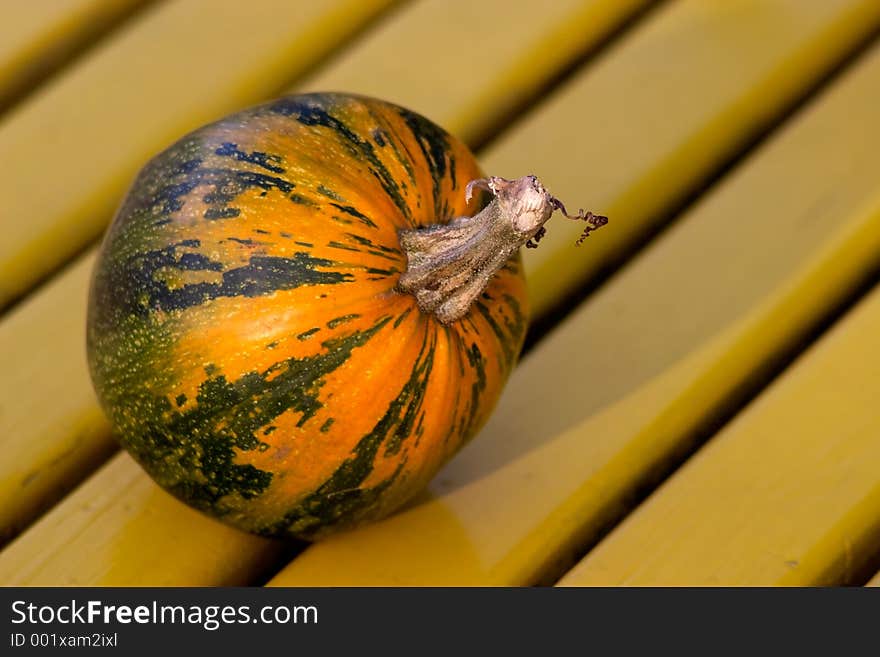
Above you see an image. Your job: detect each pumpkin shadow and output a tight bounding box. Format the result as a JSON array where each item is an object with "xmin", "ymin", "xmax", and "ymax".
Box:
[
  {"xmin": 109, "ymin": 467, "xmax": 286, "ymax": 586},
  {"xmin": 437, "ymin": 306, "xmax": 676, "ymax": 491},
  {"xmin": 439, "ymin": 233, "xmax": 772, "ymax": 493},
  {"xmin": 267, "ymin": 487, "xmax": 491, "ymax": 585}
]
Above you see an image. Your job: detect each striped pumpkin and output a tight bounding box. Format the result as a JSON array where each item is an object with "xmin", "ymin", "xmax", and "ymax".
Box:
[{"xmin": 87, "ymin": 93, "xmax": 528, "ymax": 539}]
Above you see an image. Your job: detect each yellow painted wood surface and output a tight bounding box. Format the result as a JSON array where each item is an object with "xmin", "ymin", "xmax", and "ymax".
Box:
[
  {"xmin": 0, "ymin": 0, "xmax": 651, "ymax": 549},
  {"xmin": 0, "ymin": 0, "xmax": 150, "ymax": 112},
  {"xmin": 559, "ymin": 279, "xmax": 880, "ymax": 586},
  {"xmin": 296, "ymin": 0, "xmax": 651, "ymax": 148},
  {"xmin": 509, "ymin": 0, "xmax": 880, "ymax": 318},
  {"xmin": 0, "ymin": 453, "xmax": 282, "ymax": 586},
  {"xmin": 0, "ymin": 252, "xmax": 110, "ymax": 545},
  {"xmin": 0, "ymin": 0, "xmax": 647, "ymax": 582},
  {"xmin": 269, "ymin": 35, "xmax": 880, "ymax": 586},
  {"xmin": 0, "ymin": 0, "xmax": 397, "ymax": 310}
]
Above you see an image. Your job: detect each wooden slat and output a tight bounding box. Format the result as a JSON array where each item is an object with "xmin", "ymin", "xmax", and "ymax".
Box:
[
  {"xmin": 559, "ymin": 279, "xmax": 880, "ymax": 586},
  {"xmin": 0, "ymin": 0, "xmax": 397, "ymax": 310},
  {"xmin": 1, "ymin": 453, "xmax": 282, "ymax": 586},
  {"xmin": 296, "ymin": 0, "xmax": 651, "ymax": 147},
  {"xmin": 268, "ymin": 33, "xmax": 880, "ymax": 586},
  {"xmin": 0, "ymin": 0, "xmax": 151, "ymax": 112},
  {"xmin": 0, "ymin": 0, "xmax": 647, "ymax": 582},
  {"xmin": 868, "ymin": 571, "xmax": 880, "ymax": 586},
  {"xmin": 0, "ymin": 252, "xmax": 110, "ymax": 544},
  {"xmin": 511, "ymin": 0, "xmax": 880, "ymax": 318}
]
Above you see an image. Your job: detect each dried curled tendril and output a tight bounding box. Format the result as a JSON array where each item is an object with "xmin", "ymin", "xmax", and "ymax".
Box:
[{"xmin": 465, "ymin": 177, "xmax": 608, "ymax": 249}]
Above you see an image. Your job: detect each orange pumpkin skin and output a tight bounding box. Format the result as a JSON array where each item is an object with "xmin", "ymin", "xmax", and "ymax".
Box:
[{"xmin": 86, "ymin": 93, "xmax": 528, "ymax": 539}]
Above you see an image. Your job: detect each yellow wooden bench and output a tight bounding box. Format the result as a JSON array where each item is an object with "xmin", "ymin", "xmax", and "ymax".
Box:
[
  {"xmin": 3, "ymin": 0, "xmax": 880, "ymax": 587},
  {"xmin": 0, "ymin": 0, "xmax": 152, "ymax": 114}
]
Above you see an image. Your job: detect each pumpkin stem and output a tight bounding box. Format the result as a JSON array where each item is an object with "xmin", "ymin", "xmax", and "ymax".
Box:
[{"xmin": 396, "ymin": 175, "xmax": 607, "ymax": 324}]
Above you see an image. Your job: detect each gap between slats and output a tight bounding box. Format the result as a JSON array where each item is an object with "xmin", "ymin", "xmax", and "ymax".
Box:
[{"xmin": 557, "ymin": 272, "xmax": 880, "ymax": 586}]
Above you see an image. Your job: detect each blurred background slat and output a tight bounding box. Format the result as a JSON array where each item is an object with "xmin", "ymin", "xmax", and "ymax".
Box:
[
  {"xmin": 512, "ymin": 0, "xmax": 880, "ymax": 319},
  {"xmin": 0, "ymin": 0, "xmax": 153, "ymax": 115},
  {"xmin": 559, "ymin": 279, "xmax": 880, "ymax": 586},
  {"xmin": 269, "ymin": 33, "xmax": 880, "ymax": 586},
  {"xmin": 0, "ymin": 254, "xmax": 107, "ymax": 545},
  {"xmin": 295, "ymin": 0, "xmax": 651, "ymax": 149}
]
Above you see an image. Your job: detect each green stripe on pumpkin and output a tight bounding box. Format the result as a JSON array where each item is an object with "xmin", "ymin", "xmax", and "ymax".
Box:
[{"xmin": 266, "ymin": 325, "xmax": 437, "ymax": 537}]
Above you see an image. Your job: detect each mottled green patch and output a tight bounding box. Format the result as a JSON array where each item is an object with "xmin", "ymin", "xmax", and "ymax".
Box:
[
  {"xmin": 289, "ymin": 193, "xmax": 316, "ymax": 207},
  {"xmin": 345, "ymin": 232, "xmax": 401, "ymax": 255},
  {"xmin": 393, "ymin": 307, "xmax": 412, "ymax": 329},
  {"xmin": 103, "ymin": 234, "xmax": 352, "ymax": 317},
  {"xmin": 501, "ymin": 293, "xmax": 528, "ymax": 365},
  {"xmin": 105, "ymin": 316, "xmax": 392, "ymax": 516},
  {"xmin": 272, "ymin": 96, "xmax": 412, "ymax": 223},
  {"xmin": 446, "ymin": 325, "xmax": 466, "ymax": 377},
  {"xmin": 363, "ymin": 266, "xmax": 399, "ymax": 277},
  {"xmin": 327, "ymin": 314, "xmax": 360, "ymax": 329},
  {"xmin": 204, "ymin": 207, "xmax": 240, "ymax": 220},
  {"xmin": 155, "ymin": 161, "xmax": 294, "ymax": 223},
  {"xmin": 317, "ymin": 184, "xmax": 344, "ymax": 201},
  {"xmin": 327, "ymin": 240, "xmax": 360, "ymax": 253},
  {"xmin": 383, "ymin": 127, "xmax": 417, "ymax": 187},
  {"xmin": 397, "ymin": 106, "xmax": 453, "ymax": 221},
  {"xmin": 383, "ymin": 332, "xmax": 435, "ymax": 457},
  {"xmin": 224, "ymin": 237, "xmax": 263, "ymax": 246},
  {"xmin": 264, "ymin": 329, "xmax": 436, "ymax": 537},
  {"xmin": 475, "ymin": 300, "xmax": 516, "ymax": 371},
  {"xmin": 343, "ymin": 233, "xmax": 400, "ymax": 262},
  {"xmin": 463, "ymin": 341, "xmax": 487, "ymax": 439},
  {"xmin": 214, "ymin": 142, "xmax": 285, "ymax": 174},
  {"xmin": 365, "ymin": 105, "xmax": 417, "ymax": 188},
  {"xmin": 320, "ymin": 418, "xmax": 335, "ymax": 433},
  {"xmin": 329, "ymin": 203, "xmax": 377, "ymax": 229},
  {"xmin": 413, "ymin": 411, "xmax": 426, "ymax": 447},
  {"xmin": 297, "ymin": 327, "xmax": 320, "ymax": 341}
]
